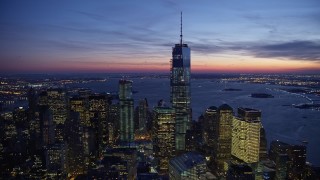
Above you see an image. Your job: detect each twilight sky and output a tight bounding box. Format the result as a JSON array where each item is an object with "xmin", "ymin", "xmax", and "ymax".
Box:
[{"xmin": 1, "ymin": 0, "xmax": 320, "ymax": 73}]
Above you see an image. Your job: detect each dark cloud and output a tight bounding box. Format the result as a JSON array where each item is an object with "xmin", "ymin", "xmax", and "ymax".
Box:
[
  {"xmin": 190, "ymin": 40, "xmax": 320, "ymax": 62},
  {"xmin": 252, "ymin": 41, "xmax": 320, "ymax": 61},
  {"xmin": 188, "ymin": 42, "xmax": 224, "ymax": 54}
]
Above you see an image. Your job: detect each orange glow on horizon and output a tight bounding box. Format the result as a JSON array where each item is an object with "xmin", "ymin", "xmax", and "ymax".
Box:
[{"xmin": 1, "ymin": 56, "xmax": 319, "ymax": 73}]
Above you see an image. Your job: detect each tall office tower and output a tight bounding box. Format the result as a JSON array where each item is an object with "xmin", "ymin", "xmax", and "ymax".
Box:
[
  {"xmin": 27, "ymin": 87, "xmax": 37, "ymax": 121},
  {"xmin": 119, "ymin": 80, "xmax": 134, "ymax": 143},
  {"xmin": 45, "ymin": 143, "xmax": 66, "ymax": 179},
  {"xmin": 171, "ymin": 13, "xmax": 191, "ymax": 151},
  {"xmin": 46, "ymin": 88, "xmax": 67, "ymax": 125},
  {"xmin": 269, "ymin": 140, "xmax": 290, "ymax": 180},
  {"xmin": 169, "ymin": 152, "xmax": 207, "ymax": 179},
  {"xmin": 108, "ymin": 103, "xmax": 119, "ymax": 145},
  {"xmin": 39, "ymin": 89, "xmax": 67, "ymax": 143},
  {"xmin": 232, "ymin": 107, "xmax": 262, "ymax": 164},
  {"xmin": 78, "ymin": 88, "xmax": 92, "ymax": 98},
  {"xmin": 185, "ymin": 120, "xmax": 202, "ymax": 152},
  {"xmin": 13, "ymin": 107, "xmax": 28, "ymax": 128},
  {"xmin": 153, "ymin": 107, "xmax": 175, "ymax": 174},
  {"xmin": 82, "ymin": 127, "xmax": 96, "ymax": 162},
  {"xmin": 215, "ymin": 104, "xmax": 233, "ymax": 174},
  {"xmin": 88, "ymin": 94, "xmax": 108, "ymax": 155},
  {"xmin": 287, "ymin": 145, "xmax": 307, "ymax": 179},
  {"xmin": 54, "ymin": 123, "xmax": 64, "ymax": 143},
  {"xmin": 27, "ymin": 88, "xmax": 39, "ymax": 154},
  {"xmin": 38, "ymin": 91, "xmax": 48, "ymax": 106},
  {"xmin": 39, "ymin": 106, "xmax": 54, "ymax": 147},
  {"xmin": 227, "ymin": 164, "xmax": 254, "ymax": 180},
  {"xmin": 138, "ymin": 98, "xmax": 148, "ymax": 130},
  {"xmin": 259, "ymin": 128, "xmax": 268, "ymax": 160},
  {"xmin": 103, "ymin": 148, "xmax": 137, "ymax": 179},
  {"xmin": 28, "ymin": 155, "xmax": 46, "ymax": 179},
  {"xmin": 76, "ymin": 86, "xmax": 94, "ymax": 161},
  {"xmin": 65, "ymin": 112, "xmax": 86, "ymax": 177},
  {"xmin": 269, "ymin": 140, "xmax": 289, "ymax": 161},
  {"xmin": 203, "ymin": 106, "xmax": 218, "ymax": 147},
  {"xmin": 70, "ymin": 96, "xmax": 89, "ymax": 127}
]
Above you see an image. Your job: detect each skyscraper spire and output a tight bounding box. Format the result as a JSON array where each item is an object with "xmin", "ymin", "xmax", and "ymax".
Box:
[
  {"xmin": 180, "ymin": 11, "xmax": 183, "ymax": 45},
  {"xmin": 171, "ymin": 11, "xmax": 191, "ymax": 152}
]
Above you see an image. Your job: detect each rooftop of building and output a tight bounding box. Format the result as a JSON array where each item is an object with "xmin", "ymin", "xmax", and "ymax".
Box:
[
  {"xmin": 154, "ymin": 106, "xmax": 174, "ymax": 112},
  {"xmin": 119, "ymin": 79, "xmax": 133, "ymax": 84},
  {"xmin": 105, "ymin": 147, "xmax": 137, "ymax": 155},
  {"xmin": 237, "ymin": 107, "xmax": 262, "ymax": 121},
  {"xmin": 88, "ymin": 94, "xmax": 107, "ymax": 99},
  {"xmin": 70, "ymin": 96, "xmax": 85, "ymax": 100},
  {"xmin": 218, "ymin": 104, "xmax": 233, "ymax": 111},
  {"xmin": 270, "ymin": 140, "xmax": 290, "ymax": 147},
  {"xmin": 228, "ymin": 164, "xmax": 253, "ymax": 173},
  {"xmin": 174, "ymin": 43, "xmax": 188, "ymax": 47},
  {"xmin": 238, "ymin": 107, "xmax": 260, "ymax": 112},
  {"xmin": 206, "ymin": 106, "xmax": 218, "ymax": 111},
  {"xmin": 169, "ymin": 152, "xmax": 205, "ymax": 173},
  {"xmin": 47, "ymin": 88, "xmax": 65, "ymax": 93}
]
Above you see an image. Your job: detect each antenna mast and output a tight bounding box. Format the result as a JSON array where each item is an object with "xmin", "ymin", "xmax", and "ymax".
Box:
[{"xmin": 180, "ymin": 11, "xmax": 183, "ymax": 46}]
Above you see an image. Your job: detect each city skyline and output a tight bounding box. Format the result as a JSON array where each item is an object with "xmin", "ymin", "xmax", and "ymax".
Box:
[{"xmin": 1, "ymin": 0, "xmax": 320, "ymax": 74}]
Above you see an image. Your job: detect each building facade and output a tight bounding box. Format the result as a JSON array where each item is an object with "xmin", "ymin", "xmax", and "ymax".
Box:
[
  {"xmin": 170, "ymin": 13, "xmax": 191, "ymax": 151},
  {"xmin": 119, "ymin": 80, "xmax": 134, "ymax": 143},
  {"xmin": 232, "ymin": 107, "xmax": 262, "ymax": 164},
  {"xmin": 88, "ymin": 94, "xmax": 109, "ymax": 155},
  {"xmin": 153, "ymin": 107, "xmax": 175, "ymax": 174},
  {"xmin": 138, "ymin": 98, "xmax": 148, "ymax": 130},
  {"xmin": 215, "ymin": 104, "xmax": 233, "ymax": 173},
  {"xmin": 203, "ymin": 106, "xmax": 218, "ymax": 147}
]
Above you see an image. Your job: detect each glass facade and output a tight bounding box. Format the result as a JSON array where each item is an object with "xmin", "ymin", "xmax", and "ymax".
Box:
[
  {"xmin": 119, "ymin": 80, "xmax": 134, "ymax": 143},
  {"xmin": 171, "ymin": 43, "xmax": 191, "ymax": 151},
  {"xmin": 169, "ymin": 152, "xmax": 207, "ymax": 179}
]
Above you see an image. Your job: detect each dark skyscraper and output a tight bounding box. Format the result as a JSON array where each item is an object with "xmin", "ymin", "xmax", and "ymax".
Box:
[
  {"xmin": 287, "ymin": 145, "xmax": 307, "ymax": 179},
  {"xmin": 227, "ymin": 164, "xmax": 254, "ymax": 180},
  {"xmin": 39, "ymin": 106, "xmax": 54, "ymax": 147},
  {"xmin": 203, "ymin": 106, "xmax": 218, "ymax": 148},
  {"xmin": 171, "ymin": 12, "xmax": 191, "ymax": 151},
  {"xmin": 138, "ymin": 98, "xmax": 148, "ymax": 130},
  {"xmin": 88, "ymin": 94, "xmax": 109, "ymax": 155},
  {"xmin": 119, "ymin": 80, "xmax": 134, "ymax": 143}
]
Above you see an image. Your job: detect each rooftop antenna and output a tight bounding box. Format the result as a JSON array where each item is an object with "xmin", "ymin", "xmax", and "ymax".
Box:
[{"xmin": 180, "ymin": 11, "xmax": 183, "ymax": 46}]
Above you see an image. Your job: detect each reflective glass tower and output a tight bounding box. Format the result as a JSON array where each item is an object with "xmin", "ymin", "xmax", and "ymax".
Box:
[
  {"xmin": 119, "ymin": 80, "xmax": 134, "ymax": 143},
  {"xmin": 170, "ymin": 12, "xmax": 191, "ymax": 151}
]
